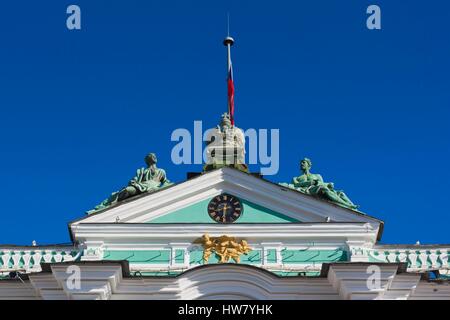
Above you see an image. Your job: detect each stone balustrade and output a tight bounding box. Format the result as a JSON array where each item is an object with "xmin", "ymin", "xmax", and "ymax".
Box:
[
  {"xmin": 0, "ymin": 247, "xmax": 81, "ymax": 273},
  {"xmin": 2, "ymin": 245, "xmax": 449, "ymax": 276},
  {"xmin": 369, "ymin": 247, "xmax": 449, "ymax": 271}
]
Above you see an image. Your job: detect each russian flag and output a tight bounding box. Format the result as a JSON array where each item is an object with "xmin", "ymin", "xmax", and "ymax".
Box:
[{"xmin": 227, "ymin": 59, "xmax": 235, "ymax": 126}]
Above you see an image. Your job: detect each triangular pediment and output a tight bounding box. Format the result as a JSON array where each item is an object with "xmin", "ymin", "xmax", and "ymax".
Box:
[{"xmin": 72, "ymin": 167, "xmax": 382, "ymax": 227}]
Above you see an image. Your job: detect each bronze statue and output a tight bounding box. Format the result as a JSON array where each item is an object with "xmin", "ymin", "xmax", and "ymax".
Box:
[
  {"xmin": 282, "ymin": 158, "xmax": 358, "ymax": 210},
  {"xmin": 88, "ymin": 153, "xmax": 171, "ymax": 214}
]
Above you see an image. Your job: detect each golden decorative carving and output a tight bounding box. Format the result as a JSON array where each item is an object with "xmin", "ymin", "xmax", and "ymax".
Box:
[{"xmin": 194, "ymin": 233, "xmax": 252, "ymax": 263}]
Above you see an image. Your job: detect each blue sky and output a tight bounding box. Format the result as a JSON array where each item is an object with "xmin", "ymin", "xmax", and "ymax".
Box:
[{"xmin": 0, "ymin": 1, "xmax": 448, "ymax": 245}]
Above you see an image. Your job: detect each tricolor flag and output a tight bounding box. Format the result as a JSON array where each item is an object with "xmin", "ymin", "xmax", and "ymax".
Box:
[{"xmin": 227, "ymin": 52, "xmax": 235, "ymax": 126}]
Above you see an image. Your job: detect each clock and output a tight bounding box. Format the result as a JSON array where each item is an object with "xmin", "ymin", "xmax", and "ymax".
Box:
[{"xmin": 208, "ymin": 194, "xmax": 243, "ymax": 223}]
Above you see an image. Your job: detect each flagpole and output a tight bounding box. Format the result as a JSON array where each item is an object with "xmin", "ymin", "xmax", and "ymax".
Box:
[
  {"xmin": 223, "ymin": 36, "xmax": 234, "ymax": 80},
  {"xmin": 224, "ymin": 12, "xmax": 233, "ymax": 68}
]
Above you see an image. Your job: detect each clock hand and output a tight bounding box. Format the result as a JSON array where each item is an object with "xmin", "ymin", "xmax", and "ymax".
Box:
[{"xmin": 221, "ymin": 204, "xmax": 228, "ymax": 222}]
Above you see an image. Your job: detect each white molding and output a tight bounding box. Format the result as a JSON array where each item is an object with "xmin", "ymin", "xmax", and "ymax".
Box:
[
  {"xmin": 27, "ymin": 263, "xmax": 339, "ymax": 300},
  {"xmin": 71, "ymin": 223, "xmax": 379, "ymax": 246}
]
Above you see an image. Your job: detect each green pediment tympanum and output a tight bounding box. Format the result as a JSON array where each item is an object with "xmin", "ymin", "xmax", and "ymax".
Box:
[{"xmin": 146, "ymin": 196, "xmax": 299, "ymax": 223}]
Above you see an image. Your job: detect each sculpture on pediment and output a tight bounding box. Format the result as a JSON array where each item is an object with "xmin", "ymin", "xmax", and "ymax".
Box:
[
  {"xmin": 203, "ymin": 113, "xmax": 248, "ymax": 172},
  {"xmin": 194, "ymin": 234, "xmax": 252, "ymax": 263},
  {"xmin": 87, "ymin": 153, "xmax": 172, "ymax": 214},
  {"xmin": 280, "ymin": 158, "xmax": 358, "ymax": 210}
]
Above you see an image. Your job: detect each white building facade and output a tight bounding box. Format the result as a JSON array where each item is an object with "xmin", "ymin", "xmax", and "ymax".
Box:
[{"xmin": 1, "ymin": 166, "xmax": 449, "ymax": 300}]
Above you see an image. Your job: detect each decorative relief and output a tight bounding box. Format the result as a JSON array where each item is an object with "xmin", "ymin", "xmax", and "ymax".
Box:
[
  {"xmin": 82, "ymin": 246, "xmax": 105, "ymax": 261},
  {"xmin": 194, "ymin": 234, "xmax": 251, "ymax": 263}
]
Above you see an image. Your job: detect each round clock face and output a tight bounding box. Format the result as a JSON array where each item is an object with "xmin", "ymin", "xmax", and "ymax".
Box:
[{"xmin": 208, "ymin": 194, "xmax": 242, "ymax": 223}]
